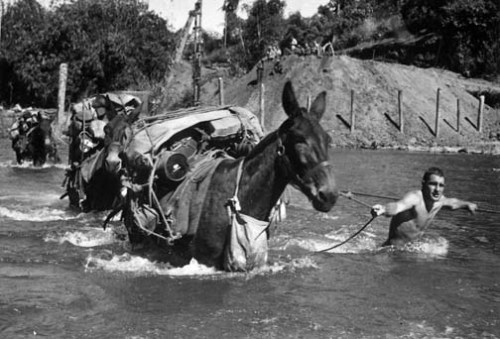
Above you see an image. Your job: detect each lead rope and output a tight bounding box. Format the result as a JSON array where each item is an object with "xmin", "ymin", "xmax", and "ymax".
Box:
[
  {"xmin": 316, "ymin": 215, "xmax": 377, "ymax": 253},
  {"xmin": 315, "ymin": 191, "xmax": 377, "ymax": 253}
]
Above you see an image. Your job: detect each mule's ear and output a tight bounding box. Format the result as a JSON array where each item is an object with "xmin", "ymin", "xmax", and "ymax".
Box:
[
  {"xmin": 282, "ymin": 81, "xmax": 301, "ymax": 118},
  {"xmin": 309, "ymin": 91, "xmax": 326, "ymax": 121}
]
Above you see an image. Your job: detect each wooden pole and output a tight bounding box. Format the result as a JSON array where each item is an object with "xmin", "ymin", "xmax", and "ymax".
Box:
[
  {"xmin": 398, "ymin": 90, "xmax": 403, "ymax": 133},
  {"xmin": 57, "ymin": 63, "xmax": 68, "ymax": 126},
  {"xmin": 456, "ymin": 98, "xmax": 460, "ymax": 132},
  {"xmin": 306, "ymin": 94, "xmax": 311, "ymax": 111},
  {"xmin": 435, "ymin": 88, "xmax": 440, "ymax": 137},
  {"xmin": 478, "ymin": 95, "xmax": 485, "ymax": 133},
  {"xmin": 192, "ymin": 0, "xmax": 202, "ymax": 105},
  {"xmin": 350, "ymin": 89, "xmax": 355, "ymax": 133},
  {"xmin": 259, "ymin": 82, "xmax": 265, "ymax": 131},
  {"xmin": 0, "ymin": 2, "xmax": 3, "ymax": 50},
  {"xmin": 218, "ymin": 77, "xmax": 224, "ymax": 105}
]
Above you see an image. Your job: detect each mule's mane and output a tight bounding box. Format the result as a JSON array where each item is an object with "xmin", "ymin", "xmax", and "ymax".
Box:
[
  {"xmin": 243, "ymin": 117, "xmax": 295, "ymax": 161},
  {"xmin": 243, "ymin": 129, "xmax": 278, "ymax": 161}
]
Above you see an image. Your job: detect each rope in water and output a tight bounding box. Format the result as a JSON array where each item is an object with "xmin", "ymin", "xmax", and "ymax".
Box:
[
  {"xmin": 315, "ymin": 191, "xmax": 377, "ymax": 252},
  {"xmin": 319, "ymin": 188, "xmax": 500, "ymax": 253},
  {"xmin": 316, "ymin": 215, "xmax": 376, "ymax": 253},
  {"xmin": 341, "ymin": 190, "xmax": 500, "ymax": 215}
]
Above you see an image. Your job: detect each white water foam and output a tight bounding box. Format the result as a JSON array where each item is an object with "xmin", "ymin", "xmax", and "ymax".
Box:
[
  {"xmin": 44, "ymin": 227, "xmax": 117, "ymax": 247},
  {"xmin": 398, "ymin": 236, "xmax": 449, "ymax": 257},
  {"xmin": 0, "ymin": 160, "xmax": 67, "ymax": 169},
  {"xmin": 85, "ymin": 254, "xmax": 221, "ymax": 276},
  {"xmin": 0, "ymin": 193, "xmax": 67, "ymax": 208},
  {"xmin": 84, "ymin": 252, "xmax": 319, "ymax": 278},
  {"xmin": 0, "ymin": 206, "xmax": 78, "ymax": 222}
]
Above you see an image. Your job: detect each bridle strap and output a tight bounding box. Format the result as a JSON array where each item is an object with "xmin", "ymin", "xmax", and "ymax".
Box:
[{"xmin": 276, "ymin": 136, "xmax": 330, "ymax": 188}]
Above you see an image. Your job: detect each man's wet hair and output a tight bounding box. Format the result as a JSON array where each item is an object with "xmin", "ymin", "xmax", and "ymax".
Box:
[{"xmin": 422, "ymin": 167, "xmax": 444, "ymax": 182}]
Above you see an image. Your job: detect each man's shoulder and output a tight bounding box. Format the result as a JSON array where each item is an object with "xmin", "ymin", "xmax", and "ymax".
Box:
[
  {"xmin": 398, "ymin": 190, "xmax": 423, "ymax": 207},
  {"xmin": 403, "ymin": 190, "xmax": 422, "ymax": 200}
]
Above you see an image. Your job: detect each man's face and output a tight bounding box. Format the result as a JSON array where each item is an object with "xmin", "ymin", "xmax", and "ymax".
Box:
[{"xmin": 423, "ymin": 174, "xmax": 445, "ymax": 202}]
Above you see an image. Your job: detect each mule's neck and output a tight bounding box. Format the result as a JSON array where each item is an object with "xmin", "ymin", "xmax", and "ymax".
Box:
[{"xmin": 236, "ymin": 131, "xmax": 289, "ymax": 221}]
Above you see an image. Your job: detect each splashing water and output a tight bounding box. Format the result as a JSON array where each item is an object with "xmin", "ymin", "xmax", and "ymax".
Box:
[
  {"xmin": 44, "ymin": 227, "xmax": 117, "ymax": 247},
  {"xmin": 399, "ymin": 236, "xmax": 449, "ymax": 257},
  {"xmin": 85, "ymin": 254, "xmax": 221, "ymax": 276},
  {"xmin": 84, "ymin": 252, "xmax": 319, "ymax": 278},
  {"xmin": 0, "ymin": 206, "xmax": 78, "ymax": 222},
  {"xmin": 0, "ymin": 161, "xmax": 67, "ymax": 170}
]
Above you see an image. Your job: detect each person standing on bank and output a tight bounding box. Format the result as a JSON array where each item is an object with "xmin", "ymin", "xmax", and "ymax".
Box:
[{"xmin": 371, "ymin": 167, "xmax": 477, "ymax": 247}]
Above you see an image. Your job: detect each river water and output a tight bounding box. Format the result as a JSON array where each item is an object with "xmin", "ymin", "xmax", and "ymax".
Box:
[{"xmin": 0, "ymin": 138, "xmax": 499, "ymax": 339}]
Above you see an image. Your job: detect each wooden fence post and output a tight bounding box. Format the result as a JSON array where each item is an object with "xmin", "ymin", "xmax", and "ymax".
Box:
[
  {"xmin": 350, "ymin": 89, "xmax": 355, "ymax": 133},
  {"xmin": 398, "ymin": 90, "xmax": 403, "ymax": 133},
  {"xmin": 478, "ymin": 95, "xmax": 485, "ymax": 133},
  {"xmin": 57, "ymin": 63, "xmax": 68, "ymax": 126},
  {"xmin": 456, "ymin": 98, "xmax": 460, "ymax": 132},
  {"xmin": 260, "ymin": 82, "xmax": 265, "ymax": 131},
  {"xmin": 306, "ymin": 94, "xmax": 311, "ymax": 111},
  {"xmin": 435, "ymin": 88, "xmax": 440, "ymax": 137},
  {"xmin": 218, "ymin": 77, "xmax": 224, "ymax": 106},
  {"xmin": 0, "ymin": 2, "xmax": 3, "ymax": 49}
]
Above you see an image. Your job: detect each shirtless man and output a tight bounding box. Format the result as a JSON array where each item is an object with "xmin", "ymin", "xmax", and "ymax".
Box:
[{"xmin": 371, "ymin": 167, "xmax": 477, "ymax": 246}]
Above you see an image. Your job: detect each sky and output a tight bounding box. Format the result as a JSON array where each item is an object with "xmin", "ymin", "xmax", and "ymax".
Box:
[{"xmin": 148, "ymin": 0, "xmax": 330, "ymax": 35}]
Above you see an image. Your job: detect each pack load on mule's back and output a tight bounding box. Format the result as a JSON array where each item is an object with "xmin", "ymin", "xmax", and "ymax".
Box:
[
  {"xmin": 8, "ymin": 106, "xmax": 59, "ymax": 166},
  {"xmin": 123, "ymin": 105, "xmax": 264, "ymax": 182},
  {"xmin": 109, "ymin": 81, "xmax": 337, "ymax": 272},
  {"xmin": 62, "ymin": 92, "xmax": 143, "ymax": 211},
  {"xmin": 102, "ymin": 104, "xmax": 271, "ymax": 250}
]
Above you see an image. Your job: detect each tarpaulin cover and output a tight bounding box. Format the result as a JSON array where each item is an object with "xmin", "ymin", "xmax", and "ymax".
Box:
[
  {"xmin": 124, "ymin": 106, "xmax": 262, "ymax": 172},
  {"xmin": 159, "ymin": 152, "xmax": 229, "ymax": 236}
]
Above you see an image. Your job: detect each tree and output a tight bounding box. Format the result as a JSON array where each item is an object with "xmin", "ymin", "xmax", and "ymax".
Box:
[
  {"xmin": 0, "ymin": 0, "xmax": 175, "ymax": 107},
  {"xmin": 241, "ymin": 0, "xmax": 286, "ymax": 69},
  {"xmin": 439, "ymin": 0, "xmax": 500, "ymax": 78},
  {"xmin": 402, "ymin": 0, "xmax": 500, "ymax": 79}
]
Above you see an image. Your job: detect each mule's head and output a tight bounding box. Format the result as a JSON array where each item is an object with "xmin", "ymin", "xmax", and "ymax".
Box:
[
  {"xmin": 37, "ymin": 113, "xmax": 53, "ymax": 151},
  {"xmin": 278, "ymin": 81, "xmax": 338, "ymax": 212},
  {"xmin": 103, "ymin": 108, "xmax": 139, "ymax": 174},
  {"xmin": 27, "ymin": 112, "xmax": 55, "ymax": 166}
]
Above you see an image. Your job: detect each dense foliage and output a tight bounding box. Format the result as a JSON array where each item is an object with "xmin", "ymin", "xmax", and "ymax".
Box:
[
  {"xmin": 402, "ymin": 0, "xmax": 500, "ymax": 79},
  {"xmin": 0, "ymin": 0, "xmax": 175, "ymax": 107},
  {"xmin": 0, "ymin": 0, "xmax": 498, "ymax": 108}
]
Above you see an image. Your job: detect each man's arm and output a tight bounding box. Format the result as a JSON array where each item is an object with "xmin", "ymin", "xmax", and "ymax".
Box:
[
  {"xmin": 371, "ymin": 191, "xmax": 420, "ymax": 217},
  {"xmin": 441, "ymin": 197, "xmax": 477, "ymax": 214}
]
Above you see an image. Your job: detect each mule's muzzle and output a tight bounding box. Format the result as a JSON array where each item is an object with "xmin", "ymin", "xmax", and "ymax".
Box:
[
  {"xmin": 311, "ymin": 186, "xmax": 338, "ymax": 212},
  {"xmin": 304, "ymin": 162, "xmax": 338, "ymax": 212},
  {"xmin": 105, "ymin": 153, "xmax": 122, "ymax": 174}
]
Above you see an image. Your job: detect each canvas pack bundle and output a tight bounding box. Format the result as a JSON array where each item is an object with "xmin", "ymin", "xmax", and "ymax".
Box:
[{"xmin": 223, "ymin": 212, "xmax": 269, "ymax": 272}]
